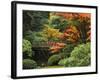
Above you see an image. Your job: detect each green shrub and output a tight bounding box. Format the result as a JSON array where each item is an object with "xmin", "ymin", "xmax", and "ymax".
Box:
[
  {"xmin": 71, "ymin": 42, "xmax": 90, "ymax": 59},
  {"xmin": 59, "ymin": 52, "xmax": 69, "ymax": 59},
  {"xmin": 65, "ymin": 57, "xmax": 79, "ymax": 67},
  {"xmin": 59, "ymin": 44, "xmax": 76, "ymax": 58},
  {"xmin": 58, "ymin": 58, "xmax": 68, "ymax": 66},
  {"xmin": 48, "ymin": 54, "xmax": 61, "ymax": 66},
  {"xmin": 49, "ymin": 15, "xmax": 68, "ymax": 31},
  {"xmin": 58, "ymin": 42, "xmax": 91, "ymax": 67},
  {"xmin": 58, "ymin": 57, "xmax": 79, "ymax": 67},
  {"xmin": 69, "ymin": 42, "xmax": 90, "ymax": 66},
  {"xmin": 77, "ymin": 54, "xmax": 91, "ymax": 66},
  {"xmin": 23, "ymin": 39, "xmax": 32, "ymax": 57},
  {"xmin": 23, "ymin": 59, "xmax": 37, "ymax": 69},
  {"xmin": 24, "ymin": 31, "xmax": 48, "ymax": 44}
]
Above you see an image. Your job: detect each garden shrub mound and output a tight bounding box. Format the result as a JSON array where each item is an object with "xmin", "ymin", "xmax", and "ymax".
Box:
[
  {"xmin": 58, "ymin": 57, "xmax": 79, "ymax": 67},
  {"xmin": 58, "ymin": 42, "xmax": 91, "ymax": 67},
  {"xmin": 58, "ymin": 58, "xmax": 68, "ymax": 66},
  {"xmin": 23, "ymin": 39, "xmax": 32, "ymax": 57},
  {"xmin": 59, "ymin": 44, "xmax": 76, "ymax": 58},
  {"xmin": 48, "ymin": 54, "xmax": 61, "ymax": 66},
  {"xmin": 23, "ymin": 59, "xmax": 37, "ymax": 69}
]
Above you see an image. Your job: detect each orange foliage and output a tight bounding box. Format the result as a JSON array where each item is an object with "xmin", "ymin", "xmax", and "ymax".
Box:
[
  {"xmin": 54, "ymin": 12, "xmax": 91, "ymax": 20},
  {"xmin": 49, "ymin": 42, "xmax": 66, "ymax": 53},
  {"xmin": 59, "ymin": 26, "xmax": 80, "ymax": 43},
  {"xmin": 55, "ymin": 12, "xmax": 73, "ymax": 19},
  {"xmin": 78, "ymin": 13, "xmax": 91, "ymax": 18},
  {"xmin": 53, "ymin": 12, "xmax": 91, "ymax": 42}
]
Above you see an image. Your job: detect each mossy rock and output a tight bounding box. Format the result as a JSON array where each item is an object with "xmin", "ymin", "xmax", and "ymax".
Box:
[
  {"xmin": 48, "ymin": 54, "xmax": 61, "ymax": 66},
  {"xmin": 23, "ymin": 59, "xmax": 37, "ymax": 69}
]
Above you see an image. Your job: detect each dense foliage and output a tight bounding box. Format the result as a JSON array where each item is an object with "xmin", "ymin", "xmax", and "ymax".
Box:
[
  {"xmin": 23, "ymin": 11, "xmax": 49, "ymax": 34},
  {"xmin": 22, "ymin": 11, "xmax": 91, "ymax": 69},
  {"xmin": 48, "ymin": 54, "xmax": 61, "ymax": 66},
  {"xmin": 23, "ymin": 59, "xmax": 37, "ymax": 69},
  {"xmin": 58, "ymin": 42, "xmax": 91, "ymax": 67},
  {"xmin": 24, "ymin": 31, "xmax": 48, "ymax": 44},
  {"xmin": 23, "ymin": 39, "xmax": 32, "ymax": 57},
  {"xmin": 49, "ymin": 14, "xmax": 68, "ymax": 31},
  {"xmin": 42, "ymin": 26, "xmax": 62, "ymax": 41}
]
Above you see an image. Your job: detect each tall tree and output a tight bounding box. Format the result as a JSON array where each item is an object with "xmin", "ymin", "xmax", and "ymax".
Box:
[{"xmin": 23, "ymin": 10, "xmax": 49, "ymax": 36}]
